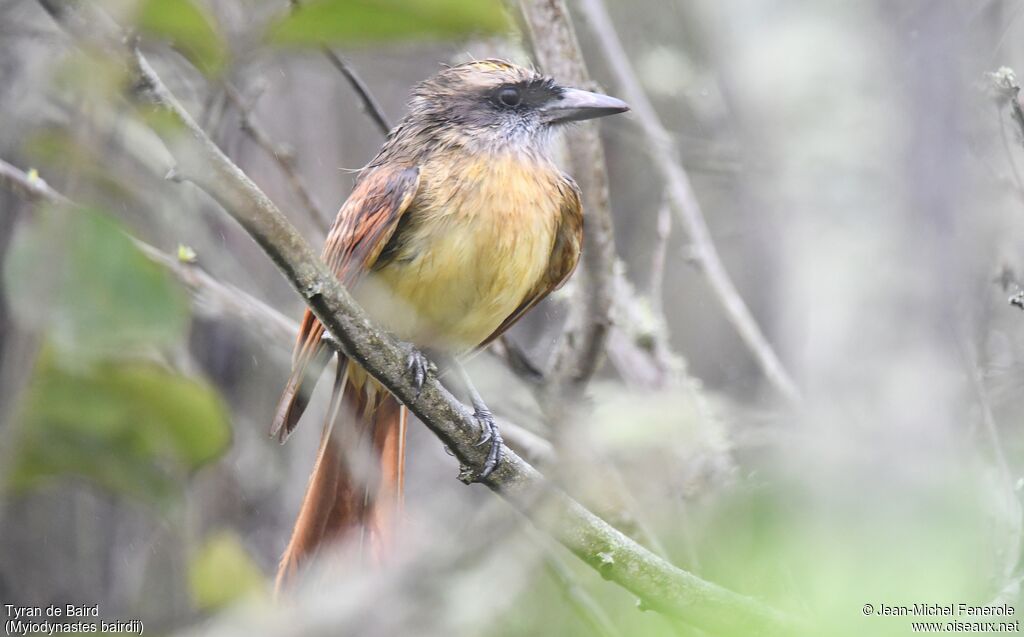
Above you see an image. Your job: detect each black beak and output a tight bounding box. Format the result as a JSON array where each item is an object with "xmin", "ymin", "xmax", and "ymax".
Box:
[{"xmin": 540, "ymin": 87, "xmax": 630, "ymax": 124}]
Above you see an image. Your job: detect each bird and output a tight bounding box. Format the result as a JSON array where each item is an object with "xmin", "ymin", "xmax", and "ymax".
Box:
[{"xmin": 271, "ymin": 59, "xmax": 628, "ymax": 588}]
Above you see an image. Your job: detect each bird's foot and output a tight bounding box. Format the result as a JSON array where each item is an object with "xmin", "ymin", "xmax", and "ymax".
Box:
[
  {"xmin": 471, "ymin": 401, "xmax": 503, "ymax": 481},
  {"xmin": 400, "ymin": 342, "xmax": 433, "ymax": 397}
]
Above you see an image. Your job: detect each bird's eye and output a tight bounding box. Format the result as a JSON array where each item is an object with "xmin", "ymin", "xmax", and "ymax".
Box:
[{"xmin": 496, "ymin": 87, "xmax": 522, "ymax": 108}]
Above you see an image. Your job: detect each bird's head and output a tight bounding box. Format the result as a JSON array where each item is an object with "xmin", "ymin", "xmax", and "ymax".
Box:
[{"xmin": 406, "ymin": 59, "xmax": 629, "ymax": 155}]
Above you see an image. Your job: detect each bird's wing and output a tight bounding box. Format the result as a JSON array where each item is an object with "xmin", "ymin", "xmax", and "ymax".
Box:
[
  {"xmin": 323, "ymin": 165, "xmax": 422, "ymax": 284},
  {"xmin": 271, "ymin": 165, "xmax": 420, "ymax": 440},
  {"xmin": 477, "ymin": 176, "xmax": 584, "ymax": 350}
]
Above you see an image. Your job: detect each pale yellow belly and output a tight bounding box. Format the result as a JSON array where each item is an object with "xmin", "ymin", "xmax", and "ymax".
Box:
[{"xmin": 354, "ymin": 154, "xmax": 563, "ymax": 352}]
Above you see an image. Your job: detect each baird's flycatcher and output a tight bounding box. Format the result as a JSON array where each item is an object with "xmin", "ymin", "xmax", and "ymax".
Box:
[{"xmin": 272, "ymin": 59, "xmax": 628, "ymax": 587}]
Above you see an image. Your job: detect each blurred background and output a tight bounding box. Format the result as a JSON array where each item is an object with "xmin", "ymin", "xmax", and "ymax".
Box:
[{"xmin": 2, "ymin": 0, "xmax": 1024, "ymax": 635}]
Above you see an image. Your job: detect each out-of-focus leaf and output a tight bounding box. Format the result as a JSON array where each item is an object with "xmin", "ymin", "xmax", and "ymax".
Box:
[
  {"xmin": 53, "ymin": 48, "xmax": 128, "ymax": 101},
  {"xmin": 188, "ymin": 531, "xmax": 265, "ymax": 610},
  {"xmin": 25, "ymin": 130, "xmax": 138, "ymax": 200},
  {"xmin": 136, "ymin": 0, "xmax": 227, "ymax": 75},
  {"xmin": 268, "ymin": 0, "xmax": 508, "ymax": 46},
  {"xmin": 3, "ymin": 207, "xmax": 189, "ymax": 363},
  {"xmin": 8, "ymin": 349, "xmax": 231, "ymax": 503}
]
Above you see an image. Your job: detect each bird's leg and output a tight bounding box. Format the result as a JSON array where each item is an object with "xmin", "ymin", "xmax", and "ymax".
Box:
[{"xmin": 454, "ymin": 362, "xmax": 503, "ymax": 480}]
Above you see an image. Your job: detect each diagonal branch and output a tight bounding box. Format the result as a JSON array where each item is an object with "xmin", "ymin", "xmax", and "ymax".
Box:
[
  {"xmin": 319, "ymin": 48, "xmax": 391, "ymax": 135},
  {"xmin": 0, "ymin": 157, "xmax": 551, "ymax": 474},
  {"xmin": 224, "ymin": 83, "xmax": 332, "ymax": 231},
  {"xmin": 0, "ymin": 161, "xmax": 72, "ymax": 206},
  {"xmin": 33, "ymin": 3, "xmax": 799, "ymax": 633},
  {"xmin": 575, "ymin": 0, "xmax": 802, "ymax": 405},
  {"xmin": 287, "ymin": 0, "xmax": 392, "ymax": 135}
]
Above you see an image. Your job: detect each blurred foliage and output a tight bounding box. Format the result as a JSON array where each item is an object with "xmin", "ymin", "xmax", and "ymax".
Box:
[
  {"xmin": 52, "ymin": 47, "xmax": 128, "ymax": 103},
  {"xmin": 189, "ymin": 531, "xmax": 265, "ymax": 610},
  {"xmin": 26, "ymin": 130, "xmax": 138, "ymax": 202},
  {"xmin": 268, "ymin": 0, "xmax": 508, "ymax": 46},
  {"xmin": 136, "ymin": 0, "xmax": 227, "ymax": 75},
  {"xmin": 2, "ymin": 207, "xmax": 230, "ymax": 503},
  {"xmin": 8, "ymin": 349, "xmax": 230, "ymax": 503},
  {"xmin": 5, "ymin": 207, "xmax": 188, "ymax": 362},
  {"xmin": 495, "ymin": 475, "xmax": 1004, "ymax": 637}
]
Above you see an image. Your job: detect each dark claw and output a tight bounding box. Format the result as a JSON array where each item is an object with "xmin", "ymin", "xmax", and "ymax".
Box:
[
  {"xmin": 405, "ymin": 347, "xmax": 431, "ymax": 397},
  {"xmin": 472, "ymin": 405, "xmax": 503, "ymax": 481},
  {"xmin": 474, "ymin": 407, "xmax": 494, "ymax": 445}
]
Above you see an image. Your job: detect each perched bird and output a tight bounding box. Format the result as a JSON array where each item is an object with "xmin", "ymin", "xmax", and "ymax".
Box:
[{"xmin": 272, "ymin": 59, "xmax": 628, "ymax": 588}]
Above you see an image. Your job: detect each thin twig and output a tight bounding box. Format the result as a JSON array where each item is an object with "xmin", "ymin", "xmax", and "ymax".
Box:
[
  {"xmin": 223, "ymin": 83, "xmax": 332, "ymax": 231},
  {"xmin": 0, "ymin": 160, "xmax": 73, "ymax": 206},
  {"xmin": 575, "ymin": 0, "xmax": 802, "ymax": 405},
  {"xmin": 319, "ymin": 48, "xmax": 391, "ymax": 135},
  {"xmin": 288, "ymin": 0, "xmax": 391, "ymax": 136},
  {"xmin": 30, "ymin": 5, "xmax": 798, "ymax": 629}
]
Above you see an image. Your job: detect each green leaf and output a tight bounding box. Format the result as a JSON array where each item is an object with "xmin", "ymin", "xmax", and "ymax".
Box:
[
  {"xmin": 136, "ymin": 0, "xmax": 227, "ymax": 75},
  {"xmin": 3, "ymin": 207, "xmax": 190, "ymax": 363},
  {"xmin": 188, "ymin": 531, "xmax": 265, "ymax": 610},
  {"xmin": 8, "ymin": 349, "xmax": 231, "ymax": 503},
  {"xmin": 269, "ymin": 0, "xmax": 508, "ymax": 46}
]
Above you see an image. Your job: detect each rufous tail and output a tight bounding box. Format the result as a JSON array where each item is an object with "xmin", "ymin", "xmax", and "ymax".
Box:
[{"xmin": 273, "ymin": 361, "xmax": 407, "ymax": 592}]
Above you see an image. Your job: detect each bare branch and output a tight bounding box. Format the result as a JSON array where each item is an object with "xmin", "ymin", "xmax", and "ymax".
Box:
[
  {"xmin": 0, "ymin": 160, "xmax": 72, "ymax": 206},
  {"xmin": 320, "ymin": 48, "xmax": 392, "ymax": 136},
  {"xmin": 288, "ymin": 0, "xmax": 392, "ymax": 135},
  {"xmin": 29, "ymin": 4, "xmax": 797, "ymax": 632},
  {"xmin": 575, "ymin": 0, "xmax": 802, "ymax": 405},
  {"xmin": 224, "ymin": 83, "xmax": 332, "ymax": 231}
]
